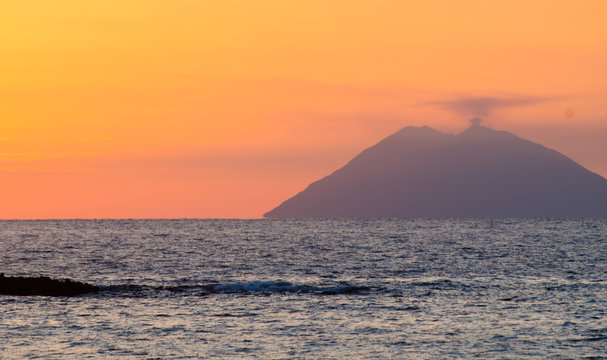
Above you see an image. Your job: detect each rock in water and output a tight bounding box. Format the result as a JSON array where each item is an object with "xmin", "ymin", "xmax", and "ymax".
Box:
[
  {"xmin": 264, "ymin": 125, "xmax": 607, "ymax": 218},
  {"xmin": 0, "ymin": 274, "xmax": 99, "ymax": 297}
]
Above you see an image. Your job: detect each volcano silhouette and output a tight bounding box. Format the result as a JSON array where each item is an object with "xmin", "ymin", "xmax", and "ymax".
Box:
[{"xmin": 264, "ymin": 123, "xmax": 607, "ymax": 218}]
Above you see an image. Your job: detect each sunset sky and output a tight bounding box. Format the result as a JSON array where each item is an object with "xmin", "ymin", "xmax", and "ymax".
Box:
[{"xmin": 2, "ymin": 0, "xmax": 606, "ymax": 218}]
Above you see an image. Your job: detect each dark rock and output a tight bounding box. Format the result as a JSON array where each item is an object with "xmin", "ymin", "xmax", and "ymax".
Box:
[{"xmin": 0, "ymin": 273, "xmax": 99, "ymax": 297}]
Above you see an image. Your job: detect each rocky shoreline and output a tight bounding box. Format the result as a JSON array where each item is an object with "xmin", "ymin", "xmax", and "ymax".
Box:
[{"xmin": 0, "ymin": 274, "xmax": 99, "ymax": 297}]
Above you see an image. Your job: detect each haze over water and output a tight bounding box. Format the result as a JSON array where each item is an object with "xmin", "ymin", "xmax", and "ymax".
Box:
[
  {"xmin": 2, "ymin": 219, "xmax": 606, "ymax": 359},
  {"xmin": 3, "ymin": 1, "xmax": 607, "ymax": 219}
]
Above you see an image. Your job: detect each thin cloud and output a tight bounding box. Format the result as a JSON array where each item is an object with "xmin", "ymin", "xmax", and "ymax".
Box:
[
  {"xmin": 1, "ymin": 146, "xmax": 357, "ymax": 173},
  {"xmin": 426, "ymin": 95, "xmax": 558, "ymax": 117}
]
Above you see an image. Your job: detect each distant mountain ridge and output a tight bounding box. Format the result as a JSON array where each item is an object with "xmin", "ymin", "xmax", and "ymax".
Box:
[{"xmin": 264, "ymin": 124, "xmax": 607, "ymax": 218}]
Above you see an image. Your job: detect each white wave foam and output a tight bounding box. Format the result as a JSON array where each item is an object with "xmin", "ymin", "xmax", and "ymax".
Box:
[
  {"xmin": 212, "ymin": 280, "xmax": 297, "ymax": 292},
  {"xmin": 210, "ymin": 280, "xmax": 364, "ymax": 294}
]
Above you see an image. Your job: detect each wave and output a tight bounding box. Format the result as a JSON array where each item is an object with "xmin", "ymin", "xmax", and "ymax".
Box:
[
  {"xmin": 99, "ymin": 280, "xmax": 369, "ymax": 297},
  {"xmin": 208, "ymin": 280, "xmax": 366, "ymax": 294},
  {"xmin": 0, "ymin": 274, "xmax": 368, "ymax": 298}
]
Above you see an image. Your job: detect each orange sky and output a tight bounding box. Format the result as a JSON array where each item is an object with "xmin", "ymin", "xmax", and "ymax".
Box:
[{"xmin": 1, "ymin": 0, "xmax": 606, "ymax": 218}]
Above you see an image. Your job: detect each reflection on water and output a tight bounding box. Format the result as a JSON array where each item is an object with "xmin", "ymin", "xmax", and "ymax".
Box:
[{"xmin": 1, "ymin": 219, "xmax": 606, "ymax": 359}]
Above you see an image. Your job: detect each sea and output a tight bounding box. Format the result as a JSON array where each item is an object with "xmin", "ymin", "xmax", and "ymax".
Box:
[{"xmin": 1, "ymin": 219, "xmax": 606, "ymax": 359}]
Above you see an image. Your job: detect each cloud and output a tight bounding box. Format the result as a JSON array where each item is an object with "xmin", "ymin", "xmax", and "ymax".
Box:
[
  {"xmin": 154, "ymin": 147, "xmax": 352, "ymax": 170},
  {"xmin": 240, "ymin": 77, "xmax": 408, "ymax": 98},
  {"xmin": 0, "ymin": 146, "xmax": 357, "ymax": 174},
  {"xmin": 426, "ymin": 95, "xmax": 557, "ymax": 117}
]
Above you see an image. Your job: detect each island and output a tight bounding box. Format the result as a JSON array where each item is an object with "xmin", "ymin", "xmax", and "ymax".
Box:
[{"xmin": 265, "ymin": 121, "xmax": 607, "ymax": 218}]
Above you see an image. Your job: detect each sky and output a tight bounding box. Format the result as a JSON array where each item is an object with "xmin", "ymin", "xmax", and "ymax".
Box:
[{"xmin": 1, "ymin": 0, "xmax": 606, "ymax": 219}]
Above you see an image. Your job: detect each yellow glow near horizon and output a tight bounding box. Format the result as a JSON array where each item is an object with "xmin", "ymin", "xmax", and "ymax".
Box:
[{"xmin": 1, "ymin": 0, "xmax": 606, "ymax": 218}]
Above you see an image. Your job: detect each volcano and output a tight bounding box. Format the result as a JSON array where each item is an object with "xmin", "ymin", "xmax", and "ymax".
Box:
[{"xmin": 264, "ymin": 123, "xmax": 607, "ymax": 218}]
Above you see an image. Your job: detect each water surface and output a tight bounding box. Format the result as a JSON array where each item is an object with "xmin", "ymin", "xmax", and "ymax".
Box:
[{"xmin": 1, "ymin": 219, "xmax": 606, "ymax": 359}]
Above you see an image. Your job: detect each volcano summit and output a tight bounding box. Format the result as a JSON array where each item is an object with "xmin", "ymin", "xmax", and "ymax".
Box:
[{"xmin": 265, "ymin": 122, "xmax": 607, "ymax": 218}]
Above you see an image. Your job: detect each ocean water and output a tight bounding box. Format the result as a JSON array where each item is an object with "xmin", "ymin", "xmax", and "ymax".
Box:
[{"xmin": 1, "ymin": 219, "xmax": 606, "ymax": 359}]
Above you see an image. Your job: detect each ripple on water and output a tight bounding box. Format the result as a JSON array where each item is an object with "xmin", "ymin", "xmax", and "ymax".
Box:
[{"xmin": 1, "ymin": 219, "xmax": 606, "ymax": 359}]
